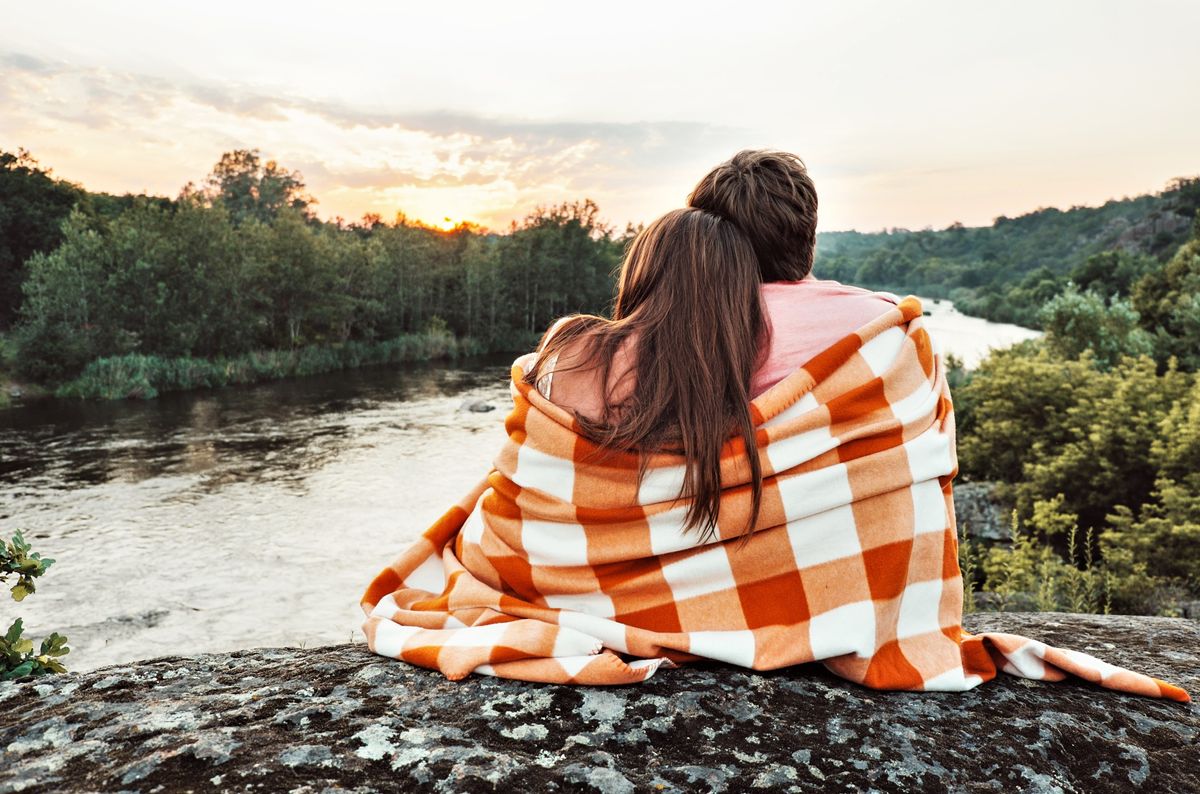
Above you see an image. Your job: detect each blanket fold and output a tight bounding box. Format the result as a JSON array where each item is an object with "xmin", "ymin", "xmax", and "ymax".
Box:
[{"xmin": 361, "ymin": 297, "xmax": 1190, "ymax": 701}]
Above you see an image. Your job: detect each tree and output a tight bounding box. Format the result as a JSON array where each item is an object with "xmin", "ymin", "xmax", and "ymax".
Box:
[
  {"xmin": 1039, "ymin": 285, "xmax": 1153, "ymax": 369},
  {"xmin": 1069, "ymin": 250, "xmax": 1157, "ymax": 298},
  {"xmin": 196, "ymin": 149, "xmax": 314, "ymax": 225},
  {"xmin": 14, "ymin": 209, "xmax": 116, "ymax": 381},
  {"xmin": 1132, "ymin": 235, "xmax": 1200, "ymax": 372},
  {"xmin": 1017, "ymin": 355, "xmax": 1191, "ymax": 530},
  {"xmin": 954, "ymin": 343, "xmax": 1104, "ymax": 485},
  {"xmin": 0, "ymin": 149, "xmax": 83, "ymax": 327},
  {"xmin": 242, "ymin": 208, "xmax": 331, "ymax": 347}
]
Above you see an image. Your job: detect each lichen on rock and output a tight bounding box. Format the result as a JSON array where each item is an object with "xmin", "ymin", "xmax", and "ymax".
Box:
[{"xmin": 1, "ymin": 613, "xmax": 1197, "ymax": 793}]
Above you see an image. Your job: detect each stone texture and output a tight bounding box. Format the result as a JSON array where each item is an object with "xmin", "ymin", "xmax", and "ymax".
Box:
[
  {"xmin": 953, "ymin": 480, "xmax": 1011, "ymax": 542},
  {"xmin": 1, "ymin": 613, "xmax": 1197, "ymax": 793}
]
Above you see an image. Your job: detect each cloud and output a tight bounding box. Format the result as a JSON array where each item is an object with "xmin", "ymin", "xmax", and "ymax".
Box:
[{"xmin": 0, "ymin": 49, "xmax": 749, "ymax": 227}]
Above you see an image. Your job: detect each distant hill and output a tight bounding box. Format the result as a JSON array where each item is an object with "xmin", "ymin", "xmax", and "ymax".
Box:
[{"xmin": 814, "ymin": 178, "xmax": 1200, "ymax": 326}]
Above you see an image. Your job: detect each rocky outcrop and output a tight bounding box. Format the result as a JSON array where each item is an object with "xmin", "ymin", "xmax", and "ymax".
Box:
[
  {"xmin": 1, "ymin": 613, "xmax": 1197, "ymax": 793},
  {"xmin": 952, "ymin": 480, "xmax": 1011, "ymax": 542}
]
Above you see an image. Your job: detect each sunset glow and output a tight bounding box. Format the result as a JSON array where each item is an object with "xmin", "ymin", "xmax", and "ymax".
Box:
[{"xmin": 2, "ymin": 1, "xmax": 1198, "ymax": 232}]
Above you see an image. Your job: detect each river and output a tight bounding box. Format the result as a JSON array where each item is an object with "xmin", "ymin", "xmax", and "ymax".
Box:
[{"xmin": 1, "ymin": 299, "xmax": 1038, "ymax": 671}]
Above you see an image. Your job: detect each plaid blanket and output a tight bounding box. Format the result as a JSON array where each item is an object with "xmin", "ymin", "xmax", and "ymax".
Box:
[{"xmin": 361, "ymin": 297, "xmax": 1190, "ymax": 701}]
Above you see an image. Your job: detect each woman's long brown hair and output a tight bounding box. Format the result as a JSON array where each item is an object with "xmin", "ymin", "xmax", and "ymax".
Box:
[{"xmin": 524, "ymin": 207, "xmax": 769, "ymax": 539}]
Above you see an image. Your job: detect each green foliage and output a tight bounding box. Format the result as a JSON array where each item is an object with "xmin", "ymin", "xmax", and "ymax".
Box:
[
  {"xmin": 193, "ymin": 148, "xmax": 314, "ymax": 225},
  {"xmin": 1038, "ymin": 284, "xmax": 1153, "ymax": 369},
  {"xmin": 1069, "ymin": 250, "xmax": 1158, "ymax": 298},
  {"xmin": 55, "ymin": 330, "xmax": 490, "ymax": 400},
  {"xmin": 815, "ymin": 182, "xmax": 1194, "ymax": 328},
  {"xmin": 0, "ymin": 149, "xmax": 84, "ymax": 328},
  {"xmin": 1, "ymin": 531, "xmax": 69, "ymax": 679},
  {"xmin": 958, "ymin": 206, "xmax": 1199, "ymax": 614},
  {"xmin": 960, "ymin": 337, "xmax": 1200, "ymax": 613},
  {"xmin": 981, "ymin": 509, "xmax": 1108, "ymax": 614},
  {"xmin": 1, "ymin": 619, "xmax": 69, "ymax": 680},
  {"xmin": 954, "ymin": 343, "xmax": 1103, "ymax": 484},
  {"xmin": 1132, "ymin": 235, "xmax": 1200, "ymax": 371},
  {"xmin": 1016, "ymin": 355, "xmax": 1191, "ymax": 530},
  {"xmin": 957, "ymin": 521, "xmax": 979, "ymax": 615},
  {"xmin": 1, "ymin": 531, "xmax": 54, "ymax": 601},
  {"xmin": 943, "ymin": 353, "xmax": 967, "ymax": 390},
  {"xmin": 13, "ymin": 149, "xmax": 624, "ymax": 390},
  {"xmin": 1098, "ymin": 378, "xmax": 1200, "ymax": 596}
]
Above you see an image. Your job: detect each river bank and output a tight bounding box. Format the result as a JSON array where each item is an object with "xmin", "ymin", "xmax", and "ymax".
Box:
[
  {"xmin": 1, "ymin": 295, "xmax": 1035, "ymax": 408},
  {"xmin": 1, "ymin": 329, "xmax": 534, "ymax": 406}
]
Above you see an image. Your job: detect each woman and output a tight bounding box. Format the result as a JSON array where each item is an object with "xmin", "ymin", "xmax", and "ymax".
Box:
[
  {"xmin": 360, "ymin": 185, "xmax": 1189, "ymax": 701},
  {"xmin": 524, "ymin": 206, "xmax": 772, "ymax": 540}
]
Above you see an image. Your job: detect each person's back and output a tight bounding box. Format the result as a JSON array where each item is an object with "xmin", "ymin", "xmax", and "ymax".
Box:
[
  {"xmin": 537, "ymin": 277, "xmax": 896, "ymax": 412},
  {"xmin": 752, "ymin": 277, "xmax": 896, "ymax": 396},
  {"xmin": 538, "ymin": 149, "xmax": 897, "ymax": 414}
]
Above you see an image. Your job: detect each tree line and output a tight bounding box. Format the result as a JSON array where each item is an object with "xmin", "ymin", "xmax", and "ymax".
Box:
[
  {"xmin": 2, "ymin": 149, "xmax": 627, "ymax": 384},
  {"xmin": 817, "ymin": 178, "xmax": 1200, "ymax": 331}
]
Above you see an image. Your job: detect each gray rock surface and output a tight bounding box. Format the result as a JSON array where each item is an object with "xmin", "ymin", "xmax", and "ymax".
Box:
[
  {"xmin": 1, "ymin": 613, "xmax": 1197, "ymax": 793},
  {"xmin": 953, "ymin": 480, "xmax": 1011, "ymax": 542}
]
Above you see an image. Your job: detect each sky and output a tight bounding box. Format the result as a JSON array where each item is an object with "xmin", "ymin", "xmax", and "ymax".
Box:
[{"xmin": 2, "ymin": 1, "xmax": 1198, "ymax": 233}]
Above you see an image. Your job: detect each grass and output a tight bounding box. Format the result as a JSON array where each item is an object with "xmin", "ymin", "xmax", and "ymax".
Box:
[{"xmin": 54, "ymin": 330, "xmax": 491, "ymax": 400}]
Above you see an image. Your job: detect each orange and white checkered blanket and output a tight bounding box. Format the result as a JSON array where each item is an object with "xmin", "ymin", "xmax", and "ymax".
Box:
[{"xmin": 361, "ymin": 297, "xmax": 1190, "ymax": 701}]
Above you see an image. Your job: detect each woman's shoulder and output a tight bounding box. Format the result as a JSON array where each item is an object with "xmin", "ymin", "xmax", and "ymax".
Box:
[{"xmin": 531, "ymin": 318, "xmax": 636, "ymax": 422}]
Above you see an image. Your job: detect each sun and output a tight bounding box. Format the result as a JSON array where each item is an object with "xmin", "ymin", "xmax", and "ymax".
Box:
[{"xmin": 437, "ymin": 216, "xmax": 457, "ymax": 231}]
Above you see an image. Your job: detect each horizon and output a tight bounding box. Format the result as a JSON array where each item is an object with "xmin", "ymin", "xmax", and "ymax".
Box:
[
  {"xmin": 3, "ymin": 1, "xmax": 1198, "ymax": 234},
  {"xmin": 6, "ymin": 143, "xmax": 1189, "ymax": 237}
]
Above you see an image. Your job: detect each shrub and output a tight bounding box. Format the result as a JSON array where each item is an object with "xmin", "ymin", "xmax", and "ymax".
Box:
[{"xmin": 54, "ymin": 330, "xmax": 490, "ymax": 400}]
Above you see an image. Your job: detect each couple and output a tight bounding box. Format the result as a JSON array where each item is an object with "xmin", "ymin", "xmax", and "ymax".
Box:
[{"xmin": 360, "ymin": 151, "xmax": 1188, "ymax": 702}]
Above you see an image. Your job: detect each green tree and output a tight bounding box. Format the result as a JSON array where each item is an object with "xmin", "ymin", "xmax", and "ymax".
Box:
[
  {"xmin": 954, "ymin": 343, "xmax": 1103, "ymax": 484},
  {"xmin": 1069, "ymin": 250, "xmax": 1158, "ymax": 298},
  {"xmin": 14, "ymin": 210, "xmax": 116, "ymax": 381},
  {"xmin": 0, "ymin": 149, "xmax": 83, "ymax": 327},
  {"xmin": 195, "ymin": 149, "xmax": 314, "ymax": 225},
  {"xmin": 1132, "ymin": 232, "xmax": 1200, "ymax": 371},
  {"xmin": 1038, "ymin": 284, "xmax": 1153, "ymax": 368}
]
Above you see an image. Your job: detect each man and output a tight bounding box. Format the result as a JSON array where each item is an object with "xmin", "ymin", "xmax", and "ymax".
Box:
[{"xmin": 688, "ymin": 149, "xmax": 898, "ymax": 397}]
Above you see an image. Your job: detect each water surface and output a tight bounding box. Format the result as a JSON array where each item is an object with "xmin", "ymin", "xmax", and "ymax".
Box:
[{"xmin": 3, "ymin": 357, "xmax": 515, "ymax": 670}]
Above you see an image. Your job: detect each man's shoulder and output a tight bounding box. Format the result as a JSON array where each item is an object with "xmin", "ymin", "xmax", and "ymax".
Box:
[
  {"xmin": 763, "ymin": 277, "xmax": 899, "ymax": 305},
  {"xmin": 816, "ymin": 278, "xmax": 899, "ymax": 304}
]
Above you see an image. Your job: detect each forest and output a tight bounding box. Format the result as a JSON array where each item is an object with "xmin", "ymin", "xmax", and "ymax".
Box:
[
  {"xmin": 0, "ymin": 148, "xmax": 628, "ymax": 395},
  {"xmin": 818, "ymin": 177, "xmax": 1200, "ymax": 329},
  {"xmin": 2, "ymin": 147, "xmax": 1199, "ymax": 615}
]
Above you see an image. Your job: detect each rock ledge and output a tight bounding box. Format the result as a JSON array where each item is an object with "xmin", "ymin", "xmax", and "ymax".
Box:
[{"xmin": 1, "ymin": 613, "xmax": 1197, "ymax": 793}]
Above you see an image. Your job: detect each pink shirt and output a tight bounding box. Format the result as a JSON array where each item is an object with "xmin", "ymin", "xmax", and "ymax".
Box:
[
  {"xmin": 536, "ymin": 277, "xmax": 897, "ymax": 416},
  {"xmin": 751, "ymin": 278, "xmax": 898, "ymax": 397}
]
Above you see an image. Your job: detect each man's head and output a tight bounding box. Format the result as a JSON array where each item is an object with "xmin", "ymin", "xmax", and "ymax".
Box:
[{"xmin": 687, "ymin": 149, "xmax": 818, "ymax": 282}]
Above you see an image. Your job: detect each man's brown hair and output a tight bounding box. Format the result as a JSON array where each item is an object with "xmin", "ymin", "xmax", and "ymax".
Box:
[{"xmin": 687, "ymin": 149, "xmax": 818, "ymax": 282}]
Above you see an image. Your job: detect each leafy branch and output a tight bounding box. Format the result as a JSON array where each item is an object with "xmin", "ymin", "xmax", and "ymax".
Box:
[
  {"xmin": 3, "ymin": 530, "xmax": 55, "ymax": 601},
  {"xmin": 1, "ymin": 530, "xmax": 70, "ymax": 680}
]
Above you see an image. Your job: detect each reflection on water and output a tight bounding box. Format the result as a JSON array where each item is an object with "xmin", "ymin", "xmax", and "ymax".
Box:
[{"xmin": 1, "ymin": 356, "xmax": 517, "ymax": 671}]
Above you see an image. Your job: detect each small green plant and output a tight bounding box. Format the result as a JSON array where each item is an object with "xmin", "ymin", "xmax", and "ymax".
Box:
[
  {"xmin": 3, "ymin": 531, "xmax": 54, "ymax": 601},
  {"xmin": 980, "ymin": 501, "xmax": 1116, "ymax": 615},
  {"xmin": 958, "ymin": 520, "xmax": 979, "ymax": 614},
  {"xmin": 1, "ymin": 531, "xmax": 69, "ymax": 680}
]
